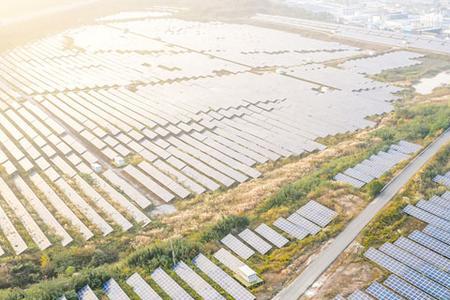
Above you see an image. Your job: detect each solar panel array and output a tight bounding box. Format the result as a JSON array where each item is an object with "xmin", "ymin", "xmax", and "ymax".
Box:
[
  {"xmin": 334, "ymin": 141, "xmax": 421, "ymax": 188},
  {"xmin": 0, "ymin": 7, "xmax": 415, "ymax": 257},
  {"xmin": 334, "ymin": 189, "xmax": 450, "ymax": 299},
  {"xmin": 69, "ymin": 250, "xmax": 259, "ymax": 300},
  {"xmin": 56, "ymin": 202, "xmax": 337, "ymax": 299},
  {"xmin": 403, "ymin": 192, "xmax": 450, "ymax": 233},
  {"xmin": 266, "ymin": 200, "xmax": 337, "ymax": 242}
]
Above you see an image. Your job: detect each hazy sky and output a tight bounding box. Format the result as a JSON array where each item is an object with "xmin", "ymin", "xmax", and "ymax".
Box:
[{"xmin": 0, "ymin": 0, "xmax": 92, "ymax": 18}]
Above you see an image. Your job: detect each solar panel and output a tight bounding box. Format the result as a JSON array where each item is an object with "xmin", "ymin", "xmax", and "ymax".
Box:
[
  {"xmin": 408, "ymin": 230, "xmax": 450, "ymax": 259},
  {"xmin": 287, "ymin": 212, "xmax": 321, "ymax": 235},
  {"xmin": 139, "ymin": 161, "xmax": 190, "ymax": 198},
  {"xmin": 416, "ymin": 200, "xmax": 450, "ymax": 222},
  {"xmin": 273, "ymin": 217, "xmax": 309, "ymax": 240},
  {"xmin": 387, "ymin": 149, "xmax": 409, "ymax": 161},
  {"xmin": 238, "ymin": 228, "xmax": 272, "ymax": 254},
  {"xmin": 433, "ymin": 175, "xmax": 450, "ymax": 188},
  {"xmin": 0, "ymin": 177, "xmax": 51, "ymax": 250},
  {"xmin": 91, "ymin": 173, "xmax": 151, "ymax": 226},
  {"xmin": 379, "ymin": 242, "xmax": 450, "ymax": 288},
  {"xmin": 55, "ymin": 177, "xmax": 114, "ymax": 236},
  {"xmin": 347, "ymin": 290, "xmax": 372, "ymax": 300},
  {"xmin": 441, "ymin": 191, "xmax": 450, "ymax": 201},
  {"xmin": 366, "ymin": 282, "xmax": 402, "ymax": 300},
  {"xmin": 221, "ymin": 234, "xmax": 255, "ymax": 260},
  {"xmin": 151, "ymin": 267, "xmax": 194, "ymax": 300},
  {"xmin": 334, "ymin": 172, "xmax": 365, "ymax": 188},
  {"xmin": 332, "ymin": 295, "xmax": 346, "ymax": 300},
  {"xmin": 174, "ymin": 261, "xmax": 224, "ymax": 300},
  {"xmin": 192, "ymin": 254, "xmax": 255, "ymax": 300},
  {"xmin": 344, "ymin": 168, "xmax": 374, "ymax": 183},
  {"xmin": 124, "ymin": 165, "xmax": 175, "ymax": 202},
  {"xmin": 0, "ymin": 195, "xmax": 27, "ymax": 254},
  {"xmin": 126, "ymin": 272, "xmax": 162, "ymax": 300},
  {"xmin": 429, "ymin": 195, "xmax": 450, "ymax": 210},
  {"xmin": 354, "ymin": 163, "xmax": 384, "ymax": 179},
  {"xmin": 103, "ymin": 169, "xmax": 151, "ymax": 209},
  {"xmin": 254, "ymin": 223, "xmax": 289, "ymax": 248},
  {"xmin": 30, "ymin": 172, "xmax": 94, "ymax": 241},
  {"xmin": 364, "ymin": 248, "xmax": 450, "ymax": 299},
  {"xmin": 396, "ymin": 141, "xmax": 421, "ymax": 154},
  {"xmin": 103, "ymin": 278, "xmax": 130, "ymax": 300},
  {"xmin": 213, "ymin": 248, "xmax": 261, "ymax": 284},
  {"xmin": 423, "ymin": 225, "xmax": 450, "ymax": 245},
  {"xmin": 74, "ymin": 175, "xmax": 132, "ymax": 232},
  {"xmin": 394, "ymin": 237, "xmax": 450, "ymax": 272},
  {"xmin": 403, "ymin": 205, "xmax": 450, "ymax": 232},
  {"xmin": 296, "ymin": 200, "xmax": 336, "ymax": 227},
  {"xmin": 384, "ymin": 275, "xmax": 435, "ymax": 300},
  {"xmin": 77, "ymin": 285, "xmax": 99, "ymax": 300},
  {"xmin": 307, "ymin": 200, "xmax": 337, "ymax": 219}
]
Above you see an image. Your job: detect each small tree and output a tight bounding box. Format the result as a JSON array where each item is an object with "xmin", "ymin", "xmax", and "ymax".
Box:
[{"xmin": 367, "ymin": 180, "xmax": 384, "ymax": 198}]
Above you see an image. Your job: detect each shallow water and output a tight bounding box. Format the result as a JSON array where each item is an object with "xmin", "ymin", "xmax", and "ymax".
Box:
[{"xmin": 414, "ymin": 71, "xmax": 450, "ymax": 95}]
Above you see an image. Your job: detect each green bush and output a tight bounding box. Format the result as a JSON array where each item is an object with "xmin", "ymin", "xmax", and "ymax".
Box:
[
  {"xmin": 128, "ymin": 239, "xmax": 199, "ymax": 269},
  {"xmin": 10, "ymin": 261, "xmax": 42, "ymax": 288},
  {"xmin": 201, "ymin": 215, "xmax": 249, "ymax": 242},
  {"xmin": 367, "ymin": 180, "xmax": 384, "ymax": 198}
]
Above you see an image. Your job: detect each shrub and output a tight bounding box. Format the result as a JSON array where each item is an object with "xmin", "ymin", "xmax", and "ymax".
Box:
[
  {"xmin": 367, "ymin": 180, "xmax": 384, "ymax": 198},
  {"xmin": 201, "ymin": 215, "xmax": 249, "ymax": 242},
  {"xmin": 127, "ymin": 239, "xmax": 199, "ymax": 269}
]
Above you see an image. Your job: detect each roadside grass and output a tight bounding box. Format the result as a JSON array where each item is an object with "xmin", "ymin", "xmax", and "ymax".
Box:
[{"xmin": 359, "ymin": 143, "xmax": 450, "ymax": 249}]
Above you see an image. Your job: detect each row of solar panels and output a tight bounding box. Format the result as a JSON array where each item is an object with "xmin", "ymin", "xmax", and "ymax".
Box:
[
  {"xmin": 58, "ymin": 200, "xmax": 337, "ymax": 299},
  {"xmin": 0, "ymin": 87, "xmax": 322, "ymax": 256},
  {"xmin": 217, "ymin": 200, "xmax": 337, "ymax": 266},
  {"xmin": 334, "ymin": 141, "xmax": 421, "ymax": 188},
  {"xmin": 334, "ymin": 190, "xmax": 450, "ymax": 299},
  {"xmin": 434, "ymin": 172, "xmax": 450, "ymax": 189},
  {"xmin": 0, "ymin": 99, "xmax": 155, "ymax": 256},
  {"xmin": 63, "ymin": 253, "xmax": 256, "ymax": 300}
]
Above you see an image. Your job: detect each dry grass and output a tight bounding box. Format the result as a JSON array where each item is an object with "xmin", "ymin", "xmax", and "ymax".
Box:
[
  {"xmin": 302, "ymin": 244, "xmax": 384, "ymax": 299},
  {"xmin": 128, "ymin": 133, "xmax": 368, "ymax": 249}
]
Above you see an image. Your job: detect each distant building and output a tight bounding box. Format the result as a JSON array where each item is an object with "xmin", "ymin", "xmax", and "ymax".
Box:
[{"xmin": 419, "ymin": 13, "xmax": 443, "ymax": 30}]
